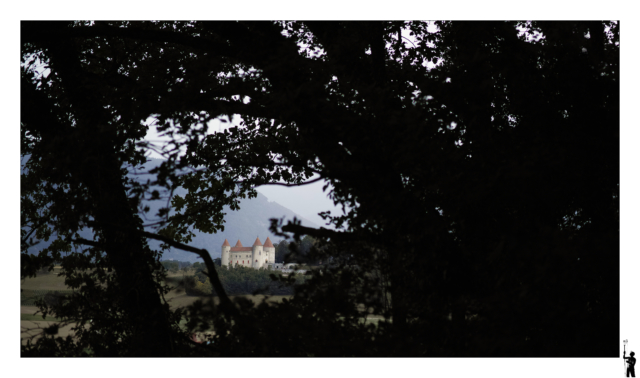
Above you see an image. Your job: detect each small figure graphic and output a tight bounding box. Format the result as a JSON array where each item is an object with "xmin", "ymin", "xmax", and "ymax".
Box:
[{"xmin": 624, "ymin": 351, "xmax": 636, "ymax": 377}]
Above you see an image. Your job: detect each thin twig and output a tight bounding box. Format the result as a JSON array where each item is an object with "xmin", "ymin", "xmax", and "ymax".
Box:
[{"xmin": 244, "ymin": 176, "xmax": 324, "ymax": 187}]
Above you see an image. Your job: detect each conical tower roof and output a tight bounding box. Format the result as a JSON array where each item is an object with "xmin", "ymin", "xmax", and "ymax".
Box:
[
  {"xmin": 222, "ymin": 239, "xmax": 231, "ymax": 247},
  {"xmin": 264, "ymin": 237, "xmax": 274, "ymax": 248},
  {"xmin": 234, "ymin": 240, "xmax": 243, "ymax": 247},
  {"xmin": 252, "ymin": 237, "xmax": 263, "ymax": 246}
]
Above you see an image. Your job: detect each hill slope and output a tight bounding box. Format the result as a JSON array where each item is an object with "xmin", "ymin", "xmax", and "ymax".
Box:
[
  {"xmin": 22, "ymin": 157, "xmax": 318, "ymax": 262},
  {"xmin": 153, "ymin": 190, "xmax": 318, "ymax": 262}
]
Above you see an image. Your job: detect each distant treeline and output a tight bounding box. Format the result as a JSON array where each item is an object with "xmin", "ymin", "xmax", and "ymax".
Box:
[
  {"xmin": 275, "ymin": 236, "xmax": 322, "ymax": 264},
  {"xmin": 161, "ymin": 260, "xmax": 197, "ymax": 272},
  {"xmin": 21, "ymin": 289, "xmax": 73, "ymax": 306},
  {"xmin": 184, "ymin": 264, "xmax": 307, "ymax": 297}
]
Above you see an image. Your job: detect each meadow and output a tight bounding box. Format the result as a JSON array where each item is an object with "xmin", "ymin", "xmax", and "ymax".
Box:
[
  {"xmin": 20, "ymin": 267, "xmax": 294, "ymax": 345},
  {"xmin": 21, "ymin": 267, "xmax": 387, "ymax": 347}
]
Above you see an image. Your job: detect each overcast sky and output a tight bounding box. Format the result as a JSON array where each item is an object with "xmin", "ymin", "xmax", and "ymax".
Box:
[
  {"xmin": 144, "ymin": 117, "xmax": 341, "ymax": 229},
  {"xmin": 139, "ymin": 27, "xmax": 440, "ymax": 229},
  {"xmin": 255, "ymin": 176, "xmax": 341, "ymax": 229}
]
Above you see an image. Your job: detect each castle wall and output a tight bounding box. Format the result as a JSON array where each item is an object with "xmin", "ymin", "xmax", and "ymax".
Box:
[
  {"xmin": 222, "ymin": 237, "xmax": 275, "ymax": 270},
  {"xmin": 228, "ymin": 248, "xmax": 253, "ymax": 267},
  {"xmin": 264, "ymin": 246, "xmax": 275, "ymax": 266}
]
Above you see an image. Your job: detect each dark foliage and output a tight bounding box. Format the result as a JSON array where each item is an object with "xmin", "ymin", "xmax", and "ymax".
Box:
[
  {"xmin": 274, "ymin": 235, "xmax": 319, "ymax": 264},
  {"xmin": 183, "ymin": 265, "xmax": 303, "ymax": 296},
  {"xmin": 21, "ymin": 21, "xmax": 618, "ymax": 356}
]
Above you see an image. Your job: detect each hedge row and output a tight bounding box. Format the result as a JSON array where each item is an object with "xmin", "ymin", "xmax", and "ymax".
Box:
[
  {"xmin": 184, "ymin": 266, "xmax": 307, "ymax": 296},
  {"xmin": 21, "ymin": 289, "xmax": 73, "ymax": 306}
]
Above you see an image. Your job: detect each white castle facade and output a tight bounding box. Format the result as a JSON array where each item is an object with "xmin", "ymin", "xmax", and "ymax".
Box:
[{"xmin": 221, "ymin": 237, "xmax": 276, "ymax": 269}]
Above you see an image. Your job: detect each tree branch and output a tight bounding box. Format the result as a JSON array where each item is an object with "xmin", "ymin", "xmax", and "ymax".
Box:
[
  {"xmin": 22, "ymin": 22, "xmax": 233, "ymax": 57},
  {"xmin": 137, "ymin": 230, "xmax": 240, "ymax": 317},
  {"xmin": 77, "ymin": 221, "xmax": 240, "ymax": 318},
  {"xmin": 244, "ymin": 176, "xmax": 324, "ymax": 188},
  {"xmin": 165, "ymin": 96, "xmax": 279, "ymax": 121},
  {"xmin": 225, "ymin": 156, "xmax": 323, "ymax": 176},
  {"xmin": 74, "ymin": 238, "xmax": 103, "ymax": 249},
  {"xmin": 280, "ymin": 223, "xmax": 361, "ymax": 243},
  {"xmin": 21, "ymin": 219, "xmax": 49, "ymax": 246}
]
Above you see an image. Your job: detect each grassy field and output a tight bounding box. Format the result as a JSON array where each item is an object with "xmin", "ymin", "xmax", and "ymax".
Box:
[
  {"xmin": 164, "ymin": 292, "xmax": 292, "ymax": 310},
  {"xmin": 21, "ymin": 268, "xmax": 293, "ymax": 310},
  {"xmin": 21, "ymin": 313, "xmax": 62, "ymax": 322},
  {"xmin": 162, "ymin": 270, "xmax": 293, "ymax": 309},
  {"xmin": 21, "ymin": 266, "xmax": 67, "ymax": 290},
  {"xmin": 21, "ymin": 320, "xmax": 79, "ymax": 345},
  {"xmin": 20, "ymin": 268, "xmax": 388, "ymax": 347},
  {"xmin": 20, "ymin": 267, "xmax": 294, "ymax": 345}
]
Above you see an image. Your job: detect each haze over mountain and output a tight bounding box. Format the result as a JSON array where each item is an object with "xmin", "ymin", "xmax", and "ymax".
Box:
[
  {"xmin": 256, "ymin": 179, "xmax": 339, "ymax": 229},
  {"xmin": 22, "ymin": 156, "xmax": 319, "ymax": 262},
  {"xmin": 153, "ymin": 189, "xmax": 320, "ymax": 262},
  {"xmin": 135, "ymin": 158, "xmax": 320, "ymax": 262},
  {"xmin": 146, "ymin": 121, "xmax": 341, "ymax": 229}
]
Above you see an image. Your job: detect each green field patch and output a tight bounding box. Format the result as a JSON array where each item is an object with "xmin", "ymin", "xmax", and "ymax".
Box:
[
  {"xmin": 20, "ymin": 313, "xmax": 63, "ymax": 322},
  {"xmin": 21, "ymin": 267, "xmax": 68, "ymax": 290},
  {"xmin": 21, "ymin": 289, "xmax": 74, "ymax": 306}
]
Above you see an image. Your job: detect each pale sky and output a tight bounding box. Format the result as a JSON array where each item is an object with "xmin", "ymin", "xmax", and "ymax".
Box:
[
  {"xmin": 140, "ymin": 25, "xmax": 440, "ymax": 229},
  {"xmin": 144, "ymin": 116, "xmax": 341, "ymax": 229}
]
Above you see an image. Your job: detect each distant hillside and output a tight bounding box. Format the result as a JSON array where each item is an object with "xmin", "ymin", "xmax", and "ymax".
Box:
[
  {"xmin": 151, "ymin": 190, "xmax": 319, "ymax": 262},
  {"xmin": 22, "ymin": 157, "xmax": 318, "ymax": 263}
]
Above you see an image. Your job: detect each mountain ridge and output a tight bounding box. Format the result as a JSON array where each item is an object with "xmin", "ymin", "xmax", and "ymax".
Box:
[
  {"xmin": 154, "ymin": 189, "xmax": 319, "ymax": 262},
  {"xmin": 22, "ymin": 156, "xmax": 319, "ymax": 262}
]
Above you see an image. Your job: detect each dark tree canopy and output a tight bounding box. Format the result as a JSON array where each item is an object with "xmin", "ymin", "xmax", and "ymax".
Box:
[{"xmin": 21, "ymin": 21, "xmax": 619, "ymax": 357}]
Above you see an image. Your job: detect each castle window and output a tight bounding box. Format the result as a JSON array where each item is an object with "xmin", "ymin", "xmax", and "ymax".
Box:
[
  {"xmin": 259, "ymin": 251, "xmax": 261, "ymax": 255},
  {"xmin": 255, "ymin": 260, "xmax": 258, "ymax": 262}
]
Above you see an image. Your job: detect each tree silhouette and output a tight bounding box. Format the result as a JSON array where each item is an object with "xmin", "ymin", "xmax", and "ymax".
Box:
[{"xmin": 21, "ymin": 21, "xmax": 618, "ymax": 356}]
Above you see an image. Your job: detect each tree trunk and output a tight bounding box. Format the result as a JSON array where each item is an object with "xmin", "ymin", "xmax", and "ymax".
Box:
[{"xmin": 23, "ymin": 22, "xmax": 175, "ymax": 356}]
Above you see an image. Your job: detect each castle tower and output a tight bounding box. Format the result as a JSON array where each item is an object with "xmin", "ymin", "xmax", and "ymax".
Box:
[
  {"xmin": 221, "ymin": 239, "xmax": 231, "ymax": 267},
  {"xmin": 252, "ymin": 237, "xmax": 263, "ymax": 269},
  {"xmin": 263, "ymin": 237, "xmax": 276, "ymax": 266}
]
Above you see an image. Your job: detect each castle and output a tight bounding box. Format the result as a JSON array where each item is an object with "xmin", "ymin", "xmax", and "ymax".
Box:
[{"xmin": 221, "ymin": 236, "xmax": 276, "ymax": 269}]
